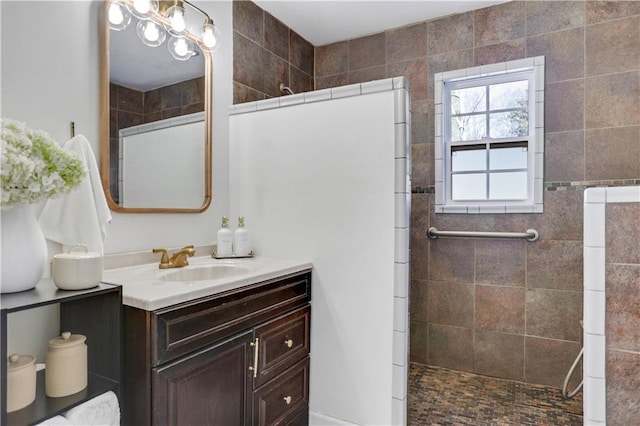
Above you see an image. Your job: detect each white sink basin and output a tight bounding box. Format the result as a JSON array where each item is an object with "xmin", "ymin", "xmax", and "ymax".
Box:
[{"xmin": 160, "ymin": 265, "xmax": 251, "ymax": 281}]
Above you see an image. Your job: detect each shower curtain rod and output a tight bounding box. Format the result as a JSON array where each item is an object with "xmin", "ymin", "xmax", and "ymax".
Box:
[{"xmin": 427, "ymin": 227, "xmax": 539, "ymax": 242}]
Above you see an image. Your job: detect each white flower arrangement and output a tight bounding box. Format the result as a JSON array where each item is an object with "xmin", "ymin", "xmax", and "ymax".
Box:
[{"xmin": 1, "ymin": 118, "xmax": 85, "ymax": 208}]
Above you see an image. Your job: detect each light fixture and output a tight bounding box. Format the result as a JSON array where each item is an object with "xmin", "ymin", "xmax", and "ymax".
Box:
[
  {"xmin": 108, "ymin": 0, "xmax": 220, "ymax": 61},
  {"xmin": 168, "ymin": 36, "xmax": 196, "ymax": 61},
  {"xmin": 108, "ymin": 1, "xmax": 131, "ymax": 31},
  {"xmin": 136, "ymin": 19, "xmax": 166, "ymax": 47}
]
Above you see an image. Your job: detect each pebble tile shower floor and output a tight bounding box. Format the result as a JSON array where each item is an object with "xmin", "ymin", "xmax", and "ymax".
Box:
[{"xmin": 408, "ymin": 363, "xmax": 583, "ymax": 425}]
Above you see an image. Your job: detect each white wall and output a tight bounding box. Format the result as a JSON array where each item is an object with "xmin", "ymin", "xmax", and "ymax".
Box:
[
  {"xmin": 1, "ymin": 0, "xmax": 233, "ymax": 359},
  {"xmin": 1, "ymin": 0, "xmax": 232, "ymax": 254},
  {"xmin": 229, "ymin": 80, "xmax": 411, "ymax": 425}
]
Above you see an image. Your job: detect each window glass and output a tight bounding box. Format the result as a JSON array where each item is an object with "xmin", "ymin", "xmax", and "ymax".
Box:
[
  {"xmin": 489, "ymin": 171, "xmax": 527, "ymax": 200},
  {"xmin": 489, "ymin": 143, "xmax": 528, "ymax": 170},
  {"xmin": 489, "ymin": 80, "xmax": 528, "ymax": 110},
  {"xmin": 452, "ymin": 173, "xmax": 486, "ymax": 200},
  {"xmin": 452, "ymin": 144, "xmax": 486, "ymax": 172},
  {"xmin": 451, "ymin": 86, "xmax": 486, "ymax": 114},
  {"xmin": 489, "ymin": 111, "xmax": 529, "ymax": 138},
  {"xmin": 451, "ymin": 115, "xmax": 487, "ymax": 141}
]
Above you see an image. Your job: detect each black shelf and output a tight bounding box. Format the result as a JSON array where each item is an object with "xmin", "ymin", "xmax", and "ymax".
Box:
[
  {"xmin": 1, "ymin": 280, "xmax": 122, "ymax": 426},
  {"xmin": 6, "ymin": 371, "xmax": 119, "ymax": 426}
]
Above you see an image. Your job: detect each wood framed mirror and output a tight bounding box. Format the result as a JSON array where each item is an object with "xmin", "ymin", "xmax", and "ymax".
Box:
[{"xmin": 100, "ymin": 0, "xmax": 212, "ymax": 213}]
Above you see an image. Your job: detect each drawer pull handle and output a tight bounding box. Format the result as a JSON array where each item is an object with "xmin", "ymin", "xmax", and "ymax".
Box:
[
  {"xmin": 283, "ymin": 396, "xmax": 292, "ymax": 405},
  {"xmin": 249, "ymin": 338, "xmax": 259, "ymax": 378},
  {"xmin": 284, "ymin": 339, "xmax": 294, "ymax": 348}
]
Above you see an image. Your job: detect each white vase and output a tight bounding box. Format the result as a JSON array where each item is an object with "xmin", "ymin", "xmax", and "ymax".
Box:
[{"xmin": 1, "ymin": 204, "xmax": 48, "ymax": 293}]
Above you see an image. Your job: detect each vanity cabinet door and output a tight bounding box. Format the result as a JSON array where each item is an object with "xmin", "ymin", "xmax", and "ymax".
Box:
[{"xmin": 152, "ymin": 330, "xmax": 254, "ymax": 426}]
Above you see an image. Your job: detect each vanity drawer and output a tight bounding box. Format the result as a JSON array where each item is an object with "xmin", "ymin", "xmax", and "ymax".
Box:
[
  {"xmin": 253, "ymin": 357, "xmax": 309, "ymax": 426},
  {"xmin": 152, "ymin": 271, "xmax": 311, "ymax": 365},
  {"xmin": 254, "ymin": 306, "xmax": 310, "ymax": 388}
]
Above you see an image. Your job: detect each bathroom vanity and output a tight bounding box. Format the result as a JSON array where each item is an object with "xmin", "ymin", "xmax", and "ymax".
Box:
[{"xmin": 103, "ymin": 255, "xmax": 312, "ymax": 425}]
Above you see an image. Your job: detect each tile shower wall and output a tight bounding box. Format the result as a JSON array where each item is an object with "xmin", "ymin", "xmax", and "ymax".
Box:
[
  {"xmin": 108, "ymin": 78, "xmax": 205, "ymax": 201},
  {"xmin": 232, "ymin": 0, "xmax": 314, "ymax": 103},
  {"xmin": 605, "ymin": 201, "xmax": 640, "ymax": 423},
  {"xmin": 233, "ymin": 0, "xmax": 640, "ymax": 388},
  {"xmin": 312, "ymin": 0, "xmax": 640, "ymax": 388}
]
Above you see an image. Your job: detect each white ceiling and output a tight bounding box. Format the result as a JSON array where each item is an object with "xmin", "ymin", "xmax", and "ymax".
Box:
[{"xmin": 252, "ymin": 0, "xmax": 510, "ymax": 46}]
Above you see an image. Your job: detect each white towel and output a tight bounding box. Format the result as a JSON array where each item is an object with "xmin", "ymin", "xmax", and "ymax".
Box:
[
  {"xmin": 35, "ymin": 415, "xmax": 74, "ymax": 426},
  {"xmin": 39, "ymin": 135, "xmax": 112, "ymax": 255},
  {"xmin": 63, "ymin": 390, "xmax": 120, "ymax": 426}
]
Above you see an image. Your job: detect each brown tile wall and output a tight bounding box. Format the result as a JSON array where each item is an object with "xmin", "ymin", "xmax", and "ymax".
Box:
[
  {"xmin": 232, "ymin": 0, "xmax": 314, "ymax": 103},
  {"xmin": 606, "ymin": 203, "xmax": 640, "ymax": 423},
  {"xmin": 109, "ymin": 77, "xmax": 204, "ymax": 202},
  {"xmin": 232, "ymin": 0, "xmax": 640, "ymax": 390},
  {"xmin": 313, "ymin": 0, "xmax": 640, "ymax": 389}
]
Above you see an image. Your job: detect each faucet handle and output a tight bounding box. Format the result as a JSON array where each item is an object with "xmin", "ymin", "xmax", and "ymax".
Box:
[
  {"xmin": 182, "ymin": 245, "xmax": 196, "ymax": 256},
  {"xmin": 153, "ymin": 248, "xmax": 170, "ymax": 264}
]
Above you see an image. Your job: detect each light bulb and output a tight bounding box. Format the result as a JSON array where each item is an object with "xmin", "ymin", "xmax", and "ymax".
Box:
[
  {"xmin": 109, "ymin": 4, "xmax": 123, "ymax": 24},
  {"xmin": 202, "ymin": 25, "xmax": 217, "ymax": 48},
  {"xmin": 168, "ymin": 36, "xmax": 196, "ymax": 61},
  {"xmin": 108, "ymin": 2, "xmax": 131, "ymax": 31},
  {"xmin": 144, "ymin": 23, "xmax": 159, "ymax": 41},
  {"xmin": 198, "ymin": 21, "xmax": 221, "ymax": 53},
  {"xmin": 133, "ymin": 0, "xmax": 151, "ymax": 15},
  {"xmin": 137, "ymin": 19, "xmax": 166, "ymax": 47},
  {"xmin": 168, "ymin": 6, "xmax": 186, "ymax": 33},
  {"xmin": 127, "ymin": 0, "xmax": 157, "ymax": 19},
  {"xmin": 174, "ymin": 38, "xmax": 188, "ymax": 56}
]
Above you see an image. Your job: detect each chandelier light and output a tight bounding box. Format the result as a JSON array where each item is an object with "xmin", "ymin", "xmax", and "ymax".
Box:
[{"xmin": 107, "ymin": 0, "xmax": 220, "ymax": 60}]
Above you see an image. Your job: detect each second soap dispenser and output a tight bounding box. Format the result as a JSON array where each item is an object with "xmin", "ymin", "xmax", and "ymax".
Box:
[
  {"xmin": 216, "ymin": 216, "xmax": 233, "ymax": 257},
  {"xmin": 234, "ymin": 216, "xmax": 252, "ymax": 256}
]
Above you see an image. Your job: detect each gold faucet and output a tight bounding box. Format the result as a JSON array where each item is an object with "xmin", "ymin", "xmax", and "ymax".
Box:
[{"xmin": 153, "ymin": 245, "xmax": 196, "ymax": 269}]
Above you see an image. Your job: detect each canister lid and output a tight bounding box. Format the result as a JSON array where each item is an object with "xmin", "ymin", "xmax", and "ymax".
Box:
[
  {"xmin": 48, "ymin": 331, "xmax": 86, "ymax": 348},
  {"xmin": 7, "ymin": 354, "xmax": 35, "ymax": 372},
  {"xmin": 52, "ymin": 244, "xmax": 101, "ymax": 260}
]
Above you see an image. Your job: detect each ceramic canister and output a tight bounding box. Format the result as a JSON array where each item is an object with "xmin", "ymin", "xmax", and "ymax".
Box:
[
  {"xmin": 7, "ymin": 354, "xmax": 36, "ymax": 412},
  {"xmin": 51, "ymin": 244, "xmax": 103, "ymax": 291},
  {"xmin": 45, "ymin": 331, "xmax": 87, "ymax": 397}
]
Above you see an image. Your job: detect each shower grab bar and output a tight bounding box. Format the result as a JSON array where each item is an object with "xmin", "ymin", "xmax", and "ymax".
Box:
[{"xmin": 427, "ymin": 227, "xmax": 539, "ymax": 242}]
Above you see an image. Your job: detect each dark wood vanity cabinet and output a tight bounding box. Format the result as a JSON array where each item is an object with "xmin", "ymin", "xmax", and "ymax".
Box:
[{"xmin": 123, "ymin": 270, "xmax": 312, "ymax": 426}]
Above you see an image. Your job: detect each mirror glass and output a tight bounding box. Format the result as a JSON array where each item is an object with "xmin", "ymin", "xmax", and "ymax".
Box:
[{"xmin": 100, "ymin": 0, "xmax": 212, "ymax": 213}]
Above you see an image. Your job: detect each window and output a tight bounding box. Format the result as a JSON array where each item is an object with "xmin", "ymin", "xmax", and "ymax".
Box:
[{"xmin": 434, "ymin": 57, "xmax": 545, "ymax": 213}]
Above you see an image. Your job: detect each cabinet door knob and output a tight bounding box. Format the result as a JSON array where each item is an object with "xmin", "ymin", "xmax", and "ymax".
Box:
[
  {"xmin": 284, "ymin": 339, "xmax": 293, "ymax": 348},
  {"xmin": 283, "ymin": 395, "xmax": 292, "ymax": 405}
]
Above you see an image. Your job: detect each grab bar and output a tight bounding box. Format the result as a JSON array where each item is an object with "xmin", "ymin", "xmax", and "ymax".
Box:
[{"xmin": 427, "ymin": 227, "xmax": 539, "ymax": 242}]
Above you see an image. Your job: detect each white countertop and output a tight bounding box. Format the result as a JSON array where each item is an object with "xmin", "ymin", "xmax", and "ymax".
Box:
[{"xmin": 102, "ymin": 255, "xmax": 313, "ymax": 311}]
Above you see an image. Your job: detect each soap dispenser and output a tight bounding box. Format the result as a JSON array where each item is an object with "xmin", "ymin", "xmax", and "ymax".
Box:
[
  {"xmin": 234, "ymin": 216, "xmax": 251, "ymax": 256},
  {"xmin": 216, "ymin": 216, "xmax": 233, "ymax": 257}
]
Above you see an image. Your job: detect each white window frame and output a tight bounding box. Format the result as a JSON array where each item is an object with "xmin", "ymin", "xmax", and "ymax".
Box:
[{"xmin": 434, "ymin": 56, "xmax": 545, "ymax": 214}]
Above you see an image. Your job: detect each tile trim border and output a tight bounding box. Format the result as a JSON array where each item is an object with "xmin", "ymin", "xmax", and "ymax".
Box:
[{"xmin": 412, "ymin": 180, "xmax": 640, "ymax": 195}]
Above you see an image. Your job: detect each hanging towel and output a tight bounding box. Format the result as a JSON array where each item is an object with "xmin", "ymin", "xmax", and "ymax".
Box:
[
  {"xmin": 35, "ymin": 416, "xmax": 74, "ymax": 426},
  {"xmin": 63, "ymin": 391, "xmax": 120, "ymax": 426},
  {"xmin": 39, "ymin": 135, "xmax": 111, "ymax": 255}
]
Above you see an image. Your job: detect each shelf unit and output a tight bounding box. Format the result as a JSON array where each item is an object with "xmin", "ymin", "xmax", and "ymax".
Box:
[{"xmin": 1, "ymin": 279, "xmax": 121, "ymax": 425}]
